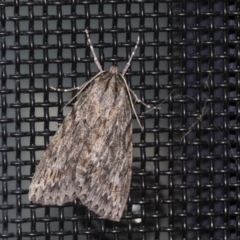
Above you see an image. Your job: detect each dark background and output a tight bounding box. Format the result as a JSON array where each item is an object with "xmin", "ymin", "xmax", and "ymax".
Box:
[{"xmin": 0, "ymin": 1, "xmax": 239, "ymax": 239}]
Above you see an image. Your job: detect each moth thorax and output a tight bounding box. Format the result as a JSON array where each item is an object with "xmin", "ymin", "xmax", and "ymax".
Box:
[{"xmin": 109, "ymin": 66, "xmax": 118, "ymax": 74}]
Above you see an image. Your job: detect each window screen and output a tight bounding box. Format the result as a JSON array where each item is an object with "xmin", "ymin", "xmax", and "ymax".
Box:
[{"xmin": 0, "ymin": 1, "xmax": 239, "ymax": 239}]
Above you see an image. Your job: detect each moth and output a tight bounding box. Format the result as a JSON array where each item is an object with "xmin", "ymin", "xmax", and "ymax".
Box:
[{"xmin": 29, "ymin": 29, "xmax": 154, "ymax": 221}]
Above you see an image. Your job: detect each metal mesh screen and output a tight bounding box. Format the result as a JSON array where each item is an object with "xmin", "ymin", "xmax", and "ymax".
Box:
[{"xmin": 0, "ymin": 1, "xmax": 239, "ymax": 239}]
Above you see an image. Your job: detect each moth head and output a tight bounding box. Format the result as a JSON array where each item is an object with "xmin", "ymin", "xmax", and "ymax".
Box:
[{"xmin": 109, "ymin": 66, "xmax": 118, "ymax": 74}]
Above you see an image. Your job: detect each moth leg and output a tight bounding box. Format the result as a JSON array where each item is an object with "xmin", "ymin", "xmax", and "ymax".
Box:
[
  {"xmin": 128, "ymin": 88, "xmax": 151, "ymax": 108},
  {"xmin": 120, "ymin": 75, "xmax": 144, "ymax": 131},
  {"xmin": 51, "ymin": 71, "xmax": 106, "ymax": 108},
  {"xmin": 50, "ymin": 86, "xmax": 82, "ymax": 92},
  {"xmin": 122, "ymin": 36, "xmax": 140, "ymax": 76},
  {"xmin": 85, "ymin": 29, "xmax": 103, "ymax": 72},
  {"xmin": 129, "ymin": 88, "xmax": 160, "ymax": 109}
]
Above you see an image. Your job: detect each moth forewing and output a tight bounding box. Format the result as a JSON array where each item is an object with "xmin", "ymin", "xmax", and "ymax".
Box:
[{"xmin": 29, "ymin": 30, "xmax": 141, "ymax": 221}]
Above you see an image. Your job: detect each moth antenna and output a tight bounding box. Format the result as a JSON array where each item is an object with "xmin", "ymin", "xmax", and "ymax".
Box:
[
  {"xmin": 122, "ymin": 36, "xmax": 140, "ymax": 76},
  {"xmin": 85, "ymin": 29, "xmax": 103, "ymax": 72}
]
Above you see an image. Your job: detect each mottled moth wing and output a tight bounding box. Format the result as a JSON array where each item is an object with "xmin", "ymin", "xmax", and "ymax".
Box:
[{"xmin": 29, "ymin": 68, "xmax": 132, "ymax": 221}]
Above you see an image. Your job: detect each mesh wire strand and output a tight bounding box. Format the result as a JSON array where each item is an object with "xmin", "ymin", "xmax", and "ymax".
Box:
[{"xmin": 0, "ymin": 1, "xmax": 239, "ymax": 240}]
